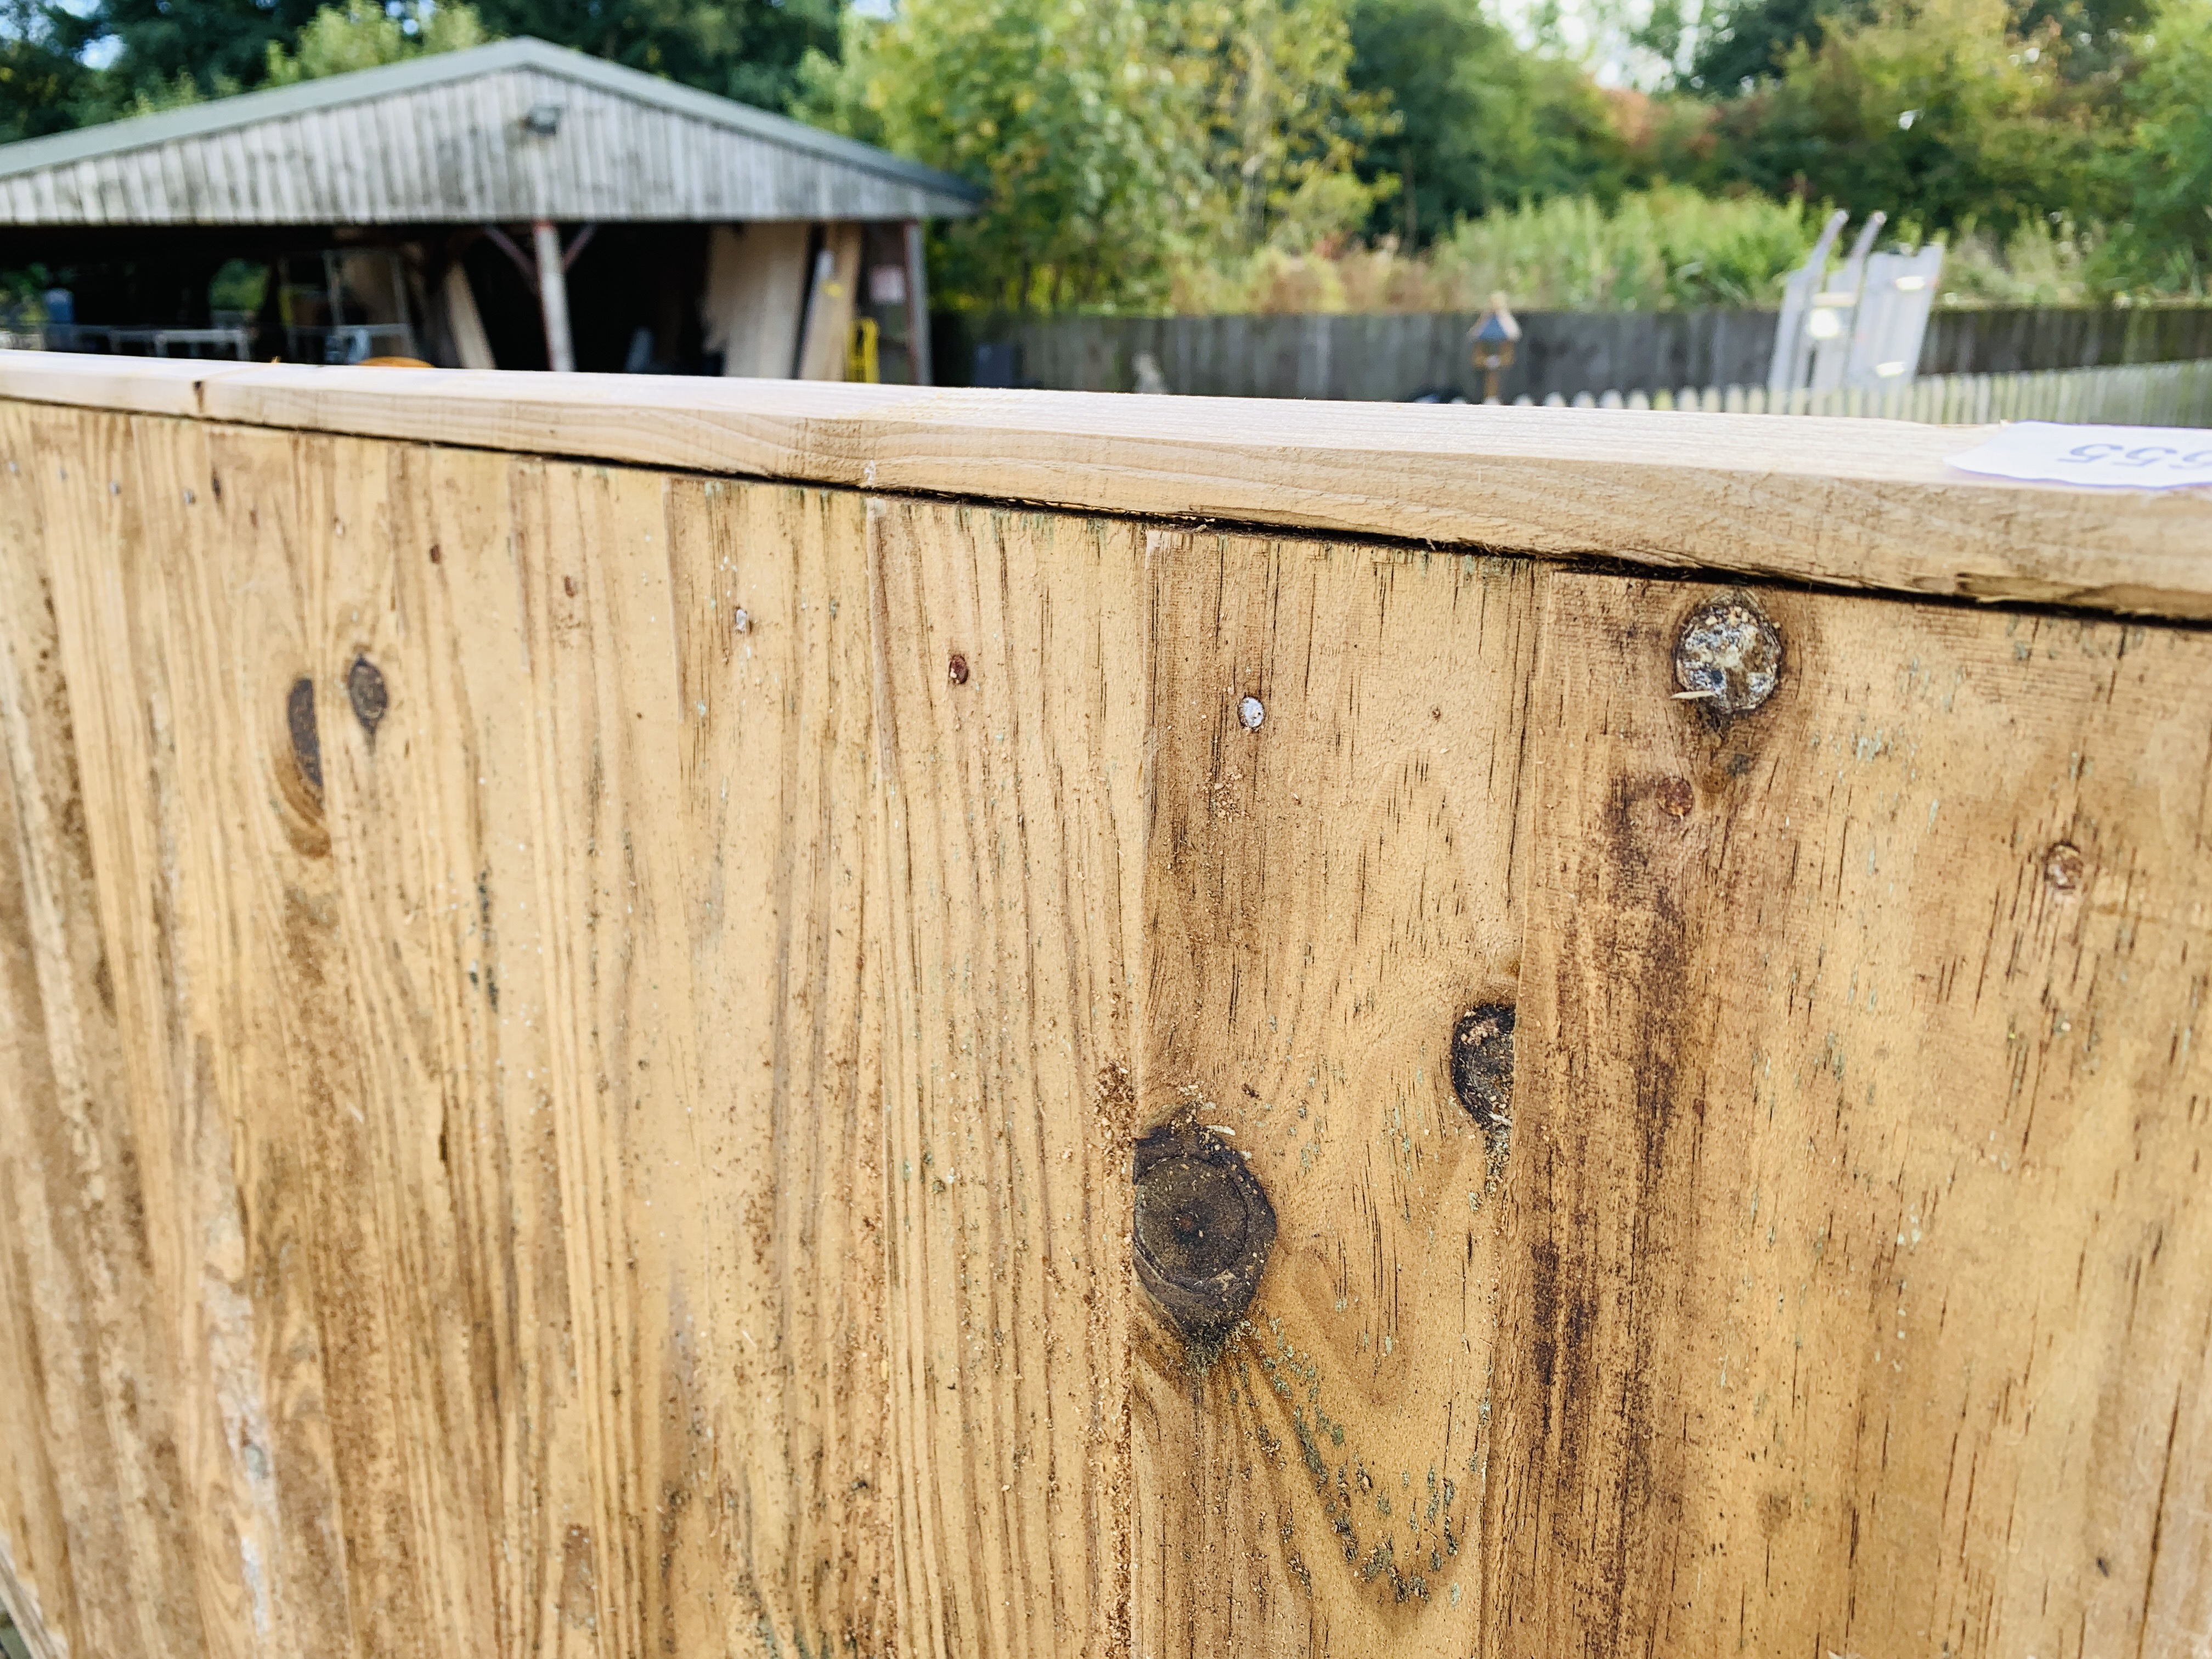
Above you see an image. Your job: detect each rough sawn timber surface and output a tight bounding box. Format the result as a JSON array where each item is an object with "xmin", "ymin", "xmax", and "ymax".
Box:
[
  {"xmin": 4, "ymin": 352, "xmax": 2212, "ymax": 618},
  {"xmin": 1494, "ymin": 574, "xmax": 2212, "ymax": 1658},
  {"xmin": 0, "ymin": 386, "xmax": 2209, "ymax": 1659}
]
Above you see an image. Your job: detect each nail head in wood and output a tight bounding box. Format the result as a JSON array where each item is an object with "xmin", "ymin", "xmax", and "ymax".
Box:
[
  {"xmin": 1674, "ymin": 590, "xmax": 1782, "ymax": 717},
  {"xmin": 2046, "ymin": 841, "xmax": 2086, "ymax": 894}
]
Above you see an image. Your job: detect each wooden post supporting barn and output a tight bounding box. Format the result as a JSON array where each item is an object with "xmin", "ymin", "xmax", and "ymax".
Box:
[{"xmin": 0, "ymin": 353, "xmax": 2209, "ymax": 1659}]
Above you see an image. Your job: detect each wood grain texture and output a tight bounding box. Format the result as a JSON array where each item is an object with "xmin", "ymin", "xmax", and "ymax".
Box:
[
  {"xmin": 1133, "ymin": 531, "xmax": 1541, "ymax": 1657},
  {"xmin": 5, "ymin": 392, "xmax": 2212, "ymax": 1659},
  {"xmin": 5, "ymin": 356, "xmax": 2212, "ymax": 619},
  {"xmin": 0, "ymin": 404, "xmax": 898, "ymax": 1657},
  {"xmin": 1491, "ymin": 573, "xmax": 2212, "ymax": 1659},
  {"xmin": 866, "ymin": 498, "xmax": 1147, "ymax": 1659}
]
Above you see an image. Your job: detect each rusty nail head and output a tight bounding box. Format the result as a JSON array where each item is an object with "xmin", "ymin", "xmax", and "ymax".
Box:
[
  {"xmin": 948, "ymin": 653, "xmax": 970, "ymax": 686},
  {"xmin": 1674, "ymin": 591, "xmax": 1782, "ymax": 717},
  {"xmin": 1449, "ymin": 1004, "xmax": 1516, "ymax": 1137},
  {"xmin": 2046, "ymin": 842, "xmax": 2086, "ymax": 893}
]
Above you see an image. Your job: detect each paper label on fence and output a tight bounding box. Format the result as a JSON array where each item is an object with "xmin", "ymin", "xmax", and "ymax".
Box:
[{"xmin": 1947, "ymin": 422, "xmax": 2212, "ymax": 489}]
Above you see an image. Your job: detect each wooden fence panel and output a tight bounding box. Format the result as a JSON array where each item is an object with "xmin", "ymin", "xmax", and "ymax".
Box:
[{"xmin": 3, "ymin": 376, "xmax": 2212, "ymax": 1659}]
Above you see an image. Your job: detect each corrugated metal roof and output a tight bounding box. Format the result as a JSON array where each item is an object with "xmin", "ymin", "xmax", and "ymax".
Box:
[{"xmin": 0, "ymin": 37, "xmax": 983, "ymax": 225}]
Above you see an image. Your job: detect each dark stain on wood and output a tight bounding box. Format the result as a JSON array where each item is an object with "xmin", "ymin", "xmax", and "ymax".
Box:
[{"xmin": 286, "ymin": 676, "xmax": 322, "ymax": 794}]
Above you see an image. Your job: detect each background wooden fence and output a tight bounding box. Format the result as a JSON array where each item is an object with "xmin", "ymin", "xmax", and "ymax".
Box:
[
  {"xmin": 958, "ymin": 303, "xmax": 2212, "ymax": 402},
  {"xmin": 1539, "ymin": 356, "xmax": 2212, "ymax": 426}
]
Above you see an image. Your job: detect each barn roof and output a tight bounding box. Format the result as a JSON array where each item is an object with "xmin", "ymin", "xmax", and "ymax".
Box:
[{"xmin": 0, "ymin": 36, "xmax": 984, "ymax": 227}]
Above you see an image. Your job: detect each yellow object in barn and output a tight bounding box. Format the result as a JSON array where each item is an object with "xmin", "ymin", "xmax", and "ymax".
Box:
[{"xmin": 847, "ymin": 316, "xmax": 880, "ymax": 383}]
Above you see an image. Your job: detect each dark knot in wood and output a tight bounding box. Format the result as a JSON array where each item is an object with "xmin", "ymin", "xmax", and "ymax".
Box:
[
  {"xmin": 1674, "ymin": 590, "xmax": 1782, "ymax": 718},
  {"xmin": 1450, "ymin": 1003, "xmax": 1516, "ymax": 1138},
  {"xmin": 347, "ymin": 656, "xmax": 388, "ymax": 738},
  {"xmin": 1133, "ymin": 1119, "xmax": 1275, "ymax": 1352},
  {"xmin": 286, "ymin": 676, "xmax": 322, "ymax": 795}
]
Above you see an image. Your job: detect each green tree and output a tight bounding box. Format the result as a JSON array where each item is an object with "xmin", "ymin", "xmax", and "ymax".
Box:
[
  {"xmin": 797, "ymin": 0, "xmax": 1197, "ymax": 308},
  {"xmin": 50, "ymin": 0, "xmax": 325, "ymax": 102},
  {"xmin": 1347, "ymin": 0, "xmax": 1625, "ymax": 241},
  {"xmin": 2095, "ymin": 0, "xmax": 2212, "ymax": 289},
  {"xmin": 798, "ymin": 0, "xmax": 1384, "ymax": 308},
  {"xmin": 471, "ymin": 0, "xmax": 837, "ymax": 108},
  {"xmin": 0, "ymin": 0, "xmax": 104, "ymax": 141},
  {"xmin": 1183, "ymin": 0, "xmax": 1394, "ymax": 252},
  {"xmin": 1717, "ymin": 0, "xmax": 2118, "ymax": 232},
  {"xmin": 1688, "ymin": 0, "xmax": 1862, "ymax": 91},
  {"xmin": 264, "ymin": 0, "xmax": 490, "ymax": 83}
]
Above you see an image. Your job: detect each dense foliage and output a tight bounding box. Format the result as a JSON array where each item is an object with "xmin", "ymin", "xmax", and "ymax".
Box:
[{"xmin": 0, "ymin": 0, "xmax": 2204, "ymax": 308}]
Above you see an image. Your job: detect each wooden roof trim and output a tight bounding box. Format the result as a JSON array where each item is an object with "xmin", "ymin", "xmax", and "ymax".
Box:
[
  {"xmin": 0, "ymin": 37, "xmax": 983, "ymax": 206},
  {"xmin": 4, "ymin": 351, "xmax": 2208, "ymax": 619}
]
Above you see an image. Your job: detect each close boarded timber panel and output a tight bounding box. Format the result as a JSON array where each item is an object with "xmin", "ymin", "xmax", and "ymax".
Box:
[
  {"xmin": 3, "ymin": 363, "xmax": 2212, "ymax": 1659},
  {"xmin": 1134, "ymin": 531, "xmax": 1540, "ymax": 1656},
  {"xmin": 1493, "ymin": 573, "xmax": 2212, "ymax": 1658}
]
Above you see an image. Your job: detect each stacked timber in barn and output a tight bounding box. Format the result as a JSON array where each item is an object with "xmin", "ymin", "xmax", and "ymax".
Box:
[{"xmin": 0, "ymin": 354, "xmax": 2209, "ymax": 1659}]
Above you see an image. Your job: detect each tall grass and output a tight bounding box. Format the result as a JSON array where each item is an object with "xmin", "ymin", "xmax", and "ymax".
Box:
[
  {"xmin": 1163, "ymin": 189, "xmax": 2171, "ymax": 314},
  {"xmin": 1170, "ymin": 188, "xmax": 1822, "ymax": 313}
]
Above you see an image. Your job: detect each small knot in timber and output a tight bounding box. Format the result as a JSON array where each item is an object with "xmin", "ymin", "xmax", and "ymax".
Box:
[
  {"xmin": 1450, "ymin": 1003, "xmax": 1516, "ymax": 1138},
  {"xmin": 1674, "ymin": 590, "xmax": 1782, "ymax": 717},
  {"xmin": 347, "ymin": 656, "xmax": 389, "ymax": 738},
  {"xmin": 1133, "ymin": 1118, "xmax": 1276, "ymax": 1355}
]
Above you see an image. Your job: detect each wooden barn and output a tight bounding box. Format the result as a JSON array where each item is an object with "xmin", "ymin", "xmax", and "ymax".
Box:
[{"xmin": 0, "ymin": 36, "xmax": 981, "ymax": 378}]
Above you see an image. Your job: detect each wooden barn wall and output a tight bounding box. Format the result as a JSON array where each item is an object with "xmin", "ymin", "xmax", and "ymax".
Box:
[
  {"xmin": 0, "ymin": 67, "xmax": 959, "ymax": 227},
  {"xmin": 1, "ymin": 400, "xmax": 2208, "ymax": 1659}
]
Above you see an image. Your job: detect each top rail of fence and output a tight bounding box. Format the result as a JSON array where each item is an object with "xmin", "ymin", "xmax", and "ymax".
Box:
[{"xmin": 3, "ymin": 349, "xmax": 2209, "ymax": 621}]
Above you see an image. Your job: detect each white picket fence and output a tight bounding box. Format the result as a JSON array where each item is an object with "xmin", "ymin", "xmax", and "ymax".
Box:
[{"xmin": 1527, "ymin": 357, "xmax": 2212, "ymax": 427}]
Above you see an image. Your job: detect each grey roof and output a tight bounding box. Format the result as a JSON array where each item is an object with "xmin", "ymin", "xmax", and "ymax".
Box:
[{"xmin": 0, "ymin": 36, "xmax": 983, "ymax": 225}]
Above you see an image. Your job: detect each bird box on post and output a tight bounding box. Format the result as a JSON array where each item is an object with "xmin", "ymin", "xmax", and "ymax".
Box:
[{"xmin": 1467, "ymin": 292, "xmax": 1521, "ymax": 403}]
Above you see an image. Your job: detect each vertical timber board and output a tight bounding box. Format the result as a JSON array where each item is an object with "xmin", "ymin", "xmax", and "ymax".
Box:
[
  {"xmin": 1494, "ymin": 572, "xmax": 2212, "ymax": 1658},
  {"xmin": 1, "ymin": 403, "xmax": 279, "ymax": 1659},
  {"xmin": 656, "ymin": 474, "xmax": 890, "ymax": 1658},
  {"xmin": 261, "ymin": 441, "xmax": 890, "ymax": 1657},
  {"xmin": 0, "ymin": 403, "xmax": 182, "ymax": 1659},
  {"xmin": 1134, "ymin": 530, "xmax": 1542, "ymax": 1657},
  {"xmin": 866, "ymin": 498, "xmax": 1147, "ymax": 1659},
  {"xmin": 0, "ymin": 405, "xmax": 895, "ymax": 1658}
]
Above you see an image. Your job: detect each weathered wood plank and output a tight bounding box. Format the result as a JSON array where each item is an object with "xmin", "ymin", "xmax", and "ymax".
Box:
[
  {"xmin": 865, "ymin": 497, "xmax": 1148, "ymax": 1659},
  {"xmin": 1493, "ymin": 573, "xmax": 2212, "ymax": 1657},
  {"xmin": 5, "ymin": 357, "xmax": 2212, "ymax": 619},
  {"xmin": 6, "ymin": 392, "xmax": 2212, "ymax": 1659},
  {"xmin": 1132, "ymin": 530, "xmax": 1540, "ymax": 1656}
]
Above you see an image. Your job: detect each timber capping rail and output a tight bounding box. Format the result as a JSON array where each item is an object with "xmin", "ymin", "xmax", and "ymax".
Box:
[
  {"xmin": 0, "ymin": 349, "xmax": 2209, "ymax": 1659},
  {"xmin": 3, "ymin": 350, "xmax": 2212, "ymax": 615}
]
